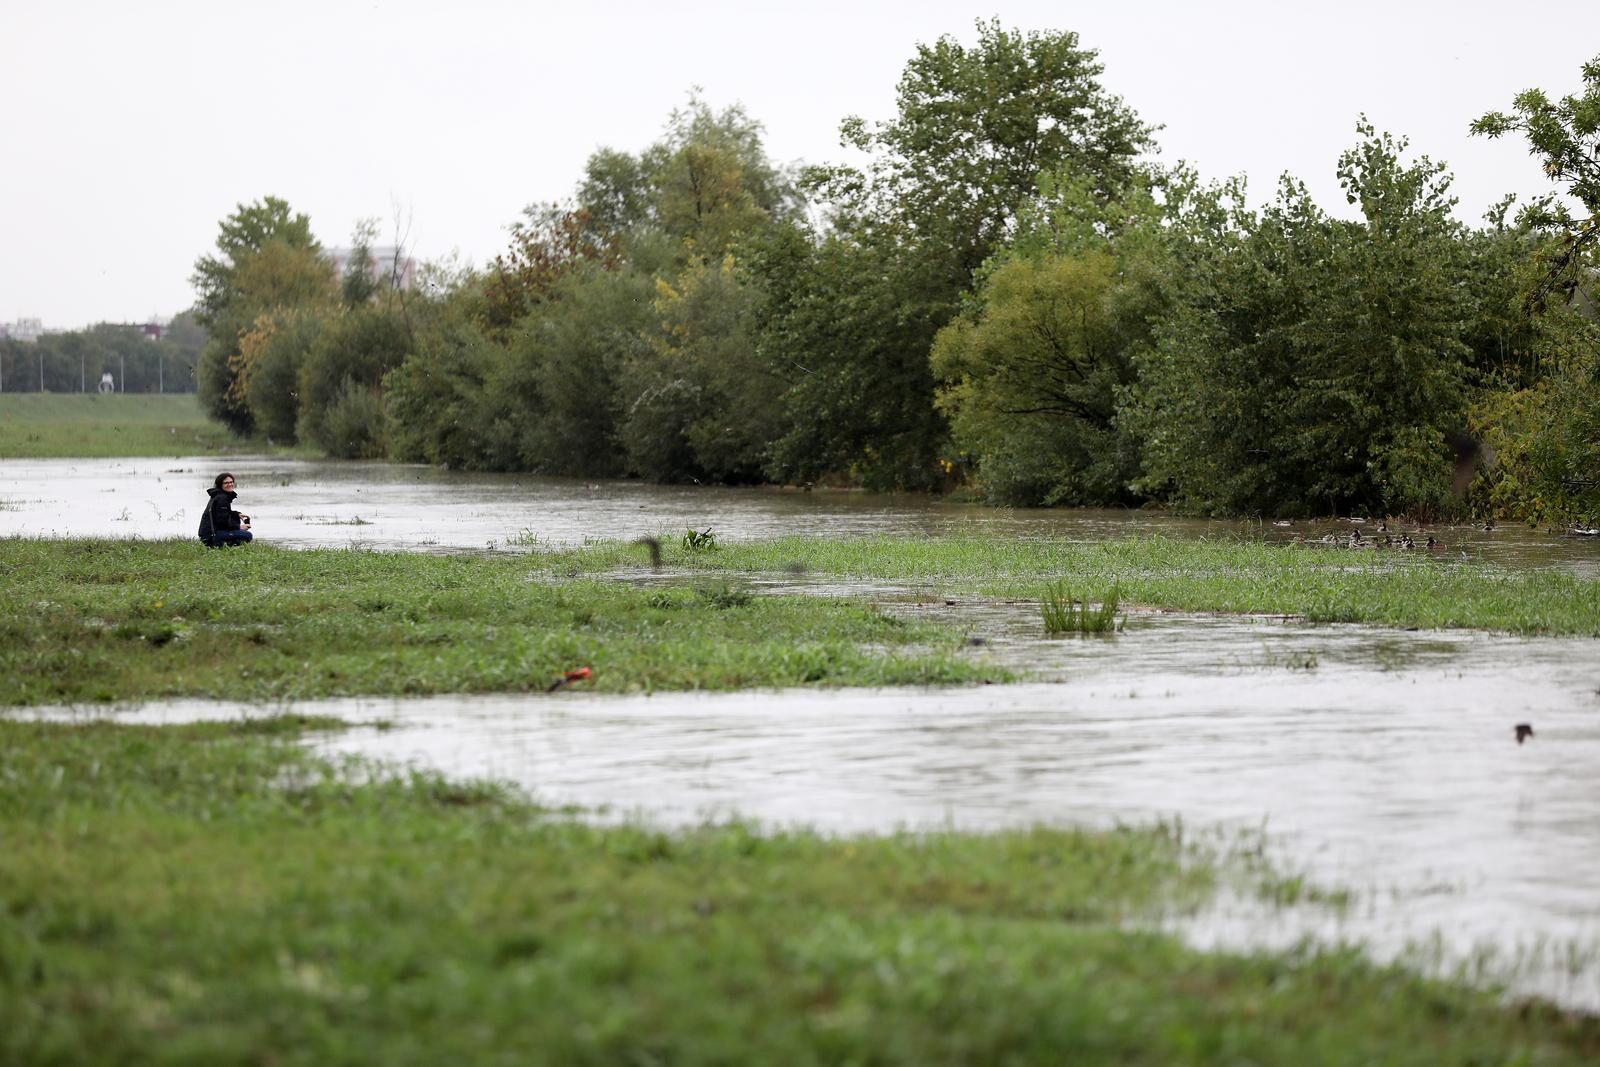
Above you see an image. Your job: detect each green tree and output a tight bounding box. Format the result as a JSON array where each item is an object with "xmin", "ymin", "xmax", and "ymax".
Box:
[
  {"xmin": 235, "ymin": 310, "xmax": 326, "ymax": 442},
  {"xmin": 296, "ymin": 308, "xmax": 411, "ymax": 457},
  {"xmin": 192, "ymin": 197, "xmax": 335, "ymax": 432},
  {"xmin": 1471, "ymin": 56, "xmax": 1600, "ymax": 309},
  {"xmin": 748, "ymin": 223, "xmax": 952, "ymax": 490},
  {"xmin": 192, "ymin": 197, "xmax": 323, "ymax": 329},
  {"xmin": 619, "ymin": 253, "xmax": 780, "ymax": 483},
  {"xmin": 1132, "ymin": 125, "xmax": 1473, "ymax": 518},
  {"xmin": 341, "ymin": 219, "xmax": 382, "ymax": 309},
  {"xmin": 507, "ymin": 264, "xmax": 656, "ymax": 476},
  {"xmin": 385, "ymin": 323, "xmax": 513, "ymax": 469},
  {"xmin": 765, "ymin": 21, "xmax": 1156, "ymax": 489},
  {"xmin": 930, "ymin": 176, "xmax": 1178, "ymax": 504},
  {"xmin": 814, "ymin": 19, "xmax": 1155, "ymax": 287}
]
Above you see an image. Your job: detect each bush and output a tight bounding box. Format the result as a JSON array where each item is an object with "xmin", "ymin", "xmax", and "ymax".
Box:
[
  {"xmin": 297, "ymin": 309, "xmax": 411, "ymax": 453},
  {"xmin": 320, "ymin": 379, "xmax": 387, "ymax": 459}
]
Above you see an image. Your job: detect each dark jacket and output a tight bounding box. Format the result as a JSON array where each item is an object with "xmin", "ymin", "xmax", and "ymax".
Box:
[{"xmin": 197, "ymin": 487, "xmax": 241, "ymax": 543}]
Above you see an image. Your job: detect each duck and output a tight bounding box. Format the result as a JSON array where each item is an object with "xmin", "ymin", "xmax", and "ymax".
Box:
[{"xmin": 1514, "ymin": 723, "xmax": 1534, "ymax": 745}]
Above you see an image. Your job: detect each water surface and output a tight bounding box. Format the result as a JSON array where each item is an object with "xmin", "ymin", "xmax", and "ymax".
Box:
[
  {"xmin": 26, "ymin": 605, "xmax": 1600, "ymax": 1007},
  {"xmin": 4, "ymin": 456, "xmax": 1596, "ymax": 577}
]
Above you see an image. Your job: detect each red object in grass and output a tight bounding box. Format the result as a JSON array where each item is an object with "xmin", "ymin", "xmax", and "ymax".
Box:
[{"xmin": 546, "ymin": 666, "xmax": 593, "ymax": 692}]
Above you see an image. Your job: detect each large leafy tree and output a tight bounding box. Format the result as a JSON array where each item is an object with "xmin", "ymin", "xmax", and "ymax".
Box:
[
  {"xmin": 764, "ymin": 21, "xmax": 1156, "ymax": 489},
  {"xmin": 814, "ymin": 19, "xmax": 1156, "ymax": 287},
  {"xmin": 192, "ymin": 197, "xmax": 335, "ymax": 431},
  {"xmin": 191, "ymin": 197, "xmax": 324, "ymax": 330},
  {"xmin": 930, "ymin": 176, "xmax": 1181, "ymax": 505}
]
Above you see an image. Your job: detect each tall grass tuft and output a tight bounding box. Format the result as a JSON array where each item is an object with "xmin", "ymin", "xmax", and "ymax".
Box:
[{"xmin": 1041, "ymin": 581, "xmax": 1123, "ymax": 634}]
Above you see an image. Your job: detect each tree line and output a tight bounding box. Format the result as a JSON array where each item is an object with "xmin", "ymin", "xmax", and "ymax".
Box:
[
  {"xmin": 0, "ymin": 314, "xmax": 206, "ymax": 395},
  {"xmin": 192, "ymin": 22, "xmax": 1600, "ymax": 523}
]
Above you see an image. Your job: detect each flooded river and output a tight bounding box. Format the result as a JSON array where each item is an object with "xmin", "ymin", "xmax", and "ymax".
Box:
[
  {"xmin": 6, "ymin": 456, "xmax": 1600, "ymax": 1006},
  {"xmin": 3, "ymin": 455, "xmax": 1596, "ymax": 576}
]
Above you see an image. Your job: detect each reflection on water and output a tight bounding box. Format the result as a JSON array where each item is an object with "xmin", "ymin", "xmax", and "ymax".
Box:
[
  {"xmin": 2, "ymin": 456, "xmax": 1597, "ymax": 577},
  {"xmin": 21, "ymin": 609, "xmax": 1600, "ymax": 1007}
]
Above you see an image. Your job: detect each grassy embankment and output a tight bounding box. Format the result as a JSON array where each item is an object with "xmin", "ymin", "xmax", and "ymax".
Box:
[
  {"xmin": 4, "ymin": 716, "xmax": 1597, "ymax": 1065},
  {"xmin": 5, "ymin": 533, "xmax": 1598, "ymax": 704},
  {"xmin": 0, "ymin": 393, "xmax": 294, "ymax": 459}
]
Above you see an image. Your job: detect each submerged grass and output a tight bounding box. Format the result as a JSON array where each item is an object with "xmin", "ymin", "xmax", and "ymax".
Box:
[
  {"xmin": 0, "ymin": 538, "xmax": 995, "ymax": 705},
  {"xmin": 3, "ymin": 718, "xmax": 1597, "ymax": 1065},
  {"xmin": 0, "ymin": 393, "xmax": 300, "ymax": 459},
  {"xmin": 539, "ymin": 534, "xmax": 1600, "ymax": 636},
  {"xmin": 1041, "ymin": 581, "xmax": 1123, "ymax": 634}
]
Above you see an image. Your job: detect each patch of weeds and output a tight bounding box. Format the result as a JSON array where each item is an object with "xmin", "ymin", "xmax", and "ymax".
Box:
[
  {"xmin": 1255, "ymin": 871, "xmax": 1352, "ymax": 908},
  {"xmin": 415, "ymin": 772, "xmax": 511, "ymax": 808},
  {"xmin": 1041, "ymin": 581, "xmax": 1123, "ymax": 634},
  {"xmin": 697, "ymin": 583, "xmax": 753, "ymax": 609},
  {"xmin": 682, "ymin": 527, "xmax": 718, "ymax": 551},
  {"xmin": 1284, "ymin": 650, "xmax": 1319, "ymax": 671},
  {"xmin": 646, "ymin": 590, "xmax": 685, "ymax": 610},
  {"xmin": 110, "ymin": 621, "xmax": 184, "ymax": 647},
  {"xmin": 506, "ymin": 528, "xmax": 542, "ymax": 547}
]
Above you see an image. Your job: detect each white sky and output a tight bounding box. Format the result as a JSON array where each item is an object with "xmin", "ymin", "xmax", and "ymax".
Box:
[{"xmin": 3, "ymin": 0, "xmax": 1596, "ymax": 329}]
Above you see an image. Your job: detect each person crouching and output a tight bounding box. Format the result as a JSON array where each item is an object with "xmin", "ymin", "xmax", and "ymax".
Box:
[{"xmin": 198, "ymin": 472, "xmax": 253, "ymax": 547}]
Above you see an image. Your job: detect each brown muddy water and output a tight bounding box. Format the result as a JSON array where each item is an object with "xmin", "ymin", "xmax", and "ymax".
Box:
[{"xmin": 6, "ymin": 456, "xmax": 1600, "ymax": 1006}]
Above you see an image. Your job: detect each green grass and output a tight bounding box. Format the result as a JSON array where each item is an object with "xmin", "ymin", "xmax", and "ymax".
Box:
[
  {"xmin": 0, "ymin": 393, "xmax": 296, "ymax": 458},
  {"xmin": 3, "ymin": 718, "xmax": 1596, "ymax": 1065},
  {"xmin": 0, "ymin": 539, "xmax": 998, "ymax": 705},
  {"xmin": 1041, "ymin": 581, "xmax": 1123, "ymax": 634},
  {"xmin": 537, "ymin": 534, "xmax": 1600, "ymax": 636}
]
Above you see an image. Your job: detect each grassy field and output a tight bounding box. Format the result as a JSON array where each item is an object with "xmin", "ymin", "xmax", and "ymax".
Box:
[
  {"xmin": 0, "ymin": 539, "xmax": 996, "ymax": 705},
  {"xmin": 0, "ymin": 393, "xmax": 285, "ymax": 458},
  {"xmin": 541, "ymin": 534, "xmax": 1600, "ymax": 636},
  {"xmin": 4, "ymin": 716, "xmax": 1597, "ymax": 1065}
]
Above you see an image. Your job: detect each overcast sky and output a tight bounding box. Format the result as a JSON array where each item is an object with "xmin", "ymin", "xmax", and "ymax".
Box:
[{"xmin": 3, "ymin": 0, "xmax": 1596, "ymax": 329}]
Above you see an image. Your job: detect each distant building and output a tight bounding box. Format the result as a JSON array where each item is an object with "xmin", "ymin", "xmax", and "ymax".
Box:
[
  {"xmin": 326, "ymin": 246, "xmax": 418, "ymax": 292},
  {"xmin": 0, "ymin": 318, "xmax": 44, "ymax": 342}
]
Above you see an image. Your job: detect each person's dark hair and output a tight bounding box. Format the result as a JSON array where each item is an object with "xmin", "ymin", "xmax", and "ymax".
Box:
[{"xmin": 214, "ymin": 472, "xmax": 235, "ymax": 491}]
